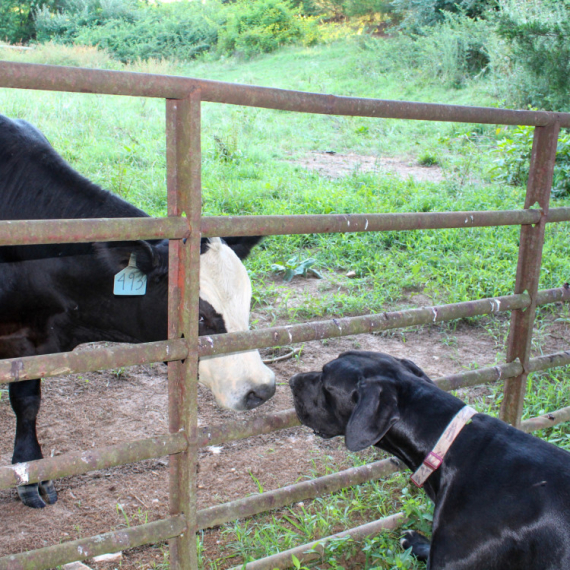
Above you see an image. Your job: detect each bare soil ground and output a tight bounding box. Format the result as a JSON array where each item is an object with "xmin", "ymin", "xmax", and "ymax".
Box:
[
  {"xmin": 1, "ymin": 272, "xmax": 568, "ymax": 568},
  {"xmin": 289, "ymin": 151, "xmax": 444, "ymax": 183}
]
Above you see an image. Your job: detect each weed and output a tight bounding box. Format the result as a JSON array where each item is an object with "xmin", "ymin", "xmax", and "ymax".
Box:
[
  {"xmin": 248, "ymin": 471, "xmax": 265, "ymax": 494},
  {"xmin": 271, "ymin": 256, "xmax": 324, "ymax": 282},
  {"xmin": 418, "ymin": 152, "xmax": 439, "ymax": 167}
]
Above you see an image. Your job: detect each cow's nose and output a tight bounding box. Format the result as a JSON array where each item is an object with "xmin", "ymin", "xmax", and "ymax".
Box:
[{"xmin": 244, "ymin": 383, "xmax": 276, "ymax": 410}]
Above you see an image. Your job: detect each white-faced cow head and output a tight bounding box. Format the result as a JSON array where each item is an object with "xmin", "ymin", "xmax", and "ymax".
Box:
[
  {"xmin": 96, "ymin": 235, "xmax": 275, "ymax": 411},
  {"xmin": 198, "ymin": 237, "xmax": 275, "ymax": 410}
]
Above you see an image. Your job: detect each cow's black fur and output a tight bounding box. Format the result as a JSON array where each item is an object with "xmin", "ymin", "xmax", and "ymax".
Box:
[
  {"xmin": 290, "ymin": 351, "xmax": 570, "ymax": 570},
  {"xmin": 0, "ymin": 115, "xmax": 263, "ymax": 508}
]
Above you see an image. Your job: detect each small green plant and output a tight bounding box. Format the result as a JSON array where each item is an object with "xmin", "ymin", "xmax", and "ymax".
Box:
[
  {"xmin": 291, "ymin": 553, "xmax": 311, "ymax": 569},
  {"xmin": 492, "ymin": 125, "xmax": 570, "ymax": 197},
  {"xmin": 400, "ymin": 485, "xmax": 434, "ymax": 537},
  {"xmin": 112, "ymin": 367, "xmax": 126, "ymax": 380},
  {"xmin": 418, "ymin": 152, "xmax": 439, "ymax": 166},
  {"xmin": 248, "ymin": 471, "xmax": 265, "ymax": 493},
  {"xmin": 116, "ymin": 502, "xmax": 131, "ymax": 527},
  {"xmin": 212, "ymin": 134, "xmax": 242, "ymax": 163},
  {"xmin": 271, "ymin": 256, "xmax": 324, "ymax": 282}
]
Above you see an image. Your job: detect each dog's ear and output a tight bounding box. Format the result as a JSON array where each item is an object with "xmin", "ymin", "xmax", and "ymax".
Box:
[
  {"xmin": 345, "ymin": 377, "xmax": 399, "ymax": 452},
  {"xmin": 399, "ymin": 358, "xmax": 434, "ymax": 384}
]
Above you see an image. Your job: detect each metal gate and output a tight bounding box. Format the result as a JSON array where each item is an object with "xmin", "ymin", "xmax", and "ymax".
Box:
[{"xmin": 0, "ymin": 61, "xmax": 570, "ymax": 570}]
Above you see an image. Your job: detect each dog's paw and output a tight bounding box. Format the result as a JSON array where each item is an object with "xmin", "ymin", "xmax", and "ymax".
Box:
[{"xmin": 400, "ymin": 530, "xmax": 430, "ymax": 561}]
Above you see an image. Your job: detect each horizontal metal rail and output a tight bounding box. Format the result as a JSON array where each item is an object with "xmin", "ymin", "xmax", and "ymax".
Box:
[
  {"xmin": 228, "ymin": 513, "xmax": 406, "ymax": 570},
  {"xmin": 2, "ymin": 287, "xmax": 568, "ymax": 384},
  {"xmin": 0, "ymin": 338, "xmax": 188, "ymax": 384},
  {"xmin": 0, "ymin": 432, "xmax": 187, "ymax": 491},
  {"xmin": 201, "ymin": 208, "xmax": 570, "ymax": 238},
  {"xmin": 521, "ymin": 406, "xmax": 570, "ymax": 433},
  {"xmin": 2, "ymin": 62, "xmax": 570, "ymax": 127},
  {"xmin": 0, "ymin": 217, "xmax": 188, "ymax": 246},
  {"xmin": 197, "ymin": 457, "xmax": 403, "ymax": 530},
  {"xmin": 0, "ymin": 410, "xmax": 300, "ymax": 490},
  {"xmin": 198, "ymin": 287, "xmax": 568, "ymax": 358},
  {"xmin": 198, "ymin": 292, "xmax": 524, "ymax": 358},
  {"xmin": 1, "ymin": 208, "xmax": 570, "ymax": 246},
  {"xmin": 2, "ymin": 350, "xmax": 568, "ymax": 492},
  {"xmin": 199, "ymin": 408, "xmax": 301, "ymax": 448},
  {"xmin": 0, "ymin": 515, "xmax": 186, "ymax": 570}
]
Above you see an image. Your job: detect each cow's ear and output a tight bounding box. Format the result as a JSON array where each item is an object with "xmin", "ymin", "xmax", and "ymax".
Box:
[
  {"xmin": 222, "ymin": 236, "xmax": 263, "ymax": 260},
  {"xmin": 95, "ymin": 240, "xmax": 167, "ymax": 276},
  {"xmin": 345, "ymin": 377, "xmax": 399, "ymax": 452}
]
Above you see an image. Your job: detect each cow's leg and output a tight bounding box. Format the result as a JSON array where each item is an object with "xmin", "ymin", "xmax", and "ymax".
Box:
[{"xmin": 9, "ymin": 380, "xmax": 57, "ymax": 508}]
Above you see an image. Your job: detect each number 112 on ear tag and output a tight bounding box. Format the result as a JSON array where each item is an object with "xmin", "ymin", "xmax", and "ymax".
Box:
[{"xmin": 114, "ymin": 253, "xmax": 147, "ymax": 296}]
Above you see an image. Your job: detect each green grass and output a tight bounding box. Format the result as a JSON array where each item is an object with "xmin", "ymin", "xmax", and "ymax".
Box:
[
  {"xmin": 2, "ymin": 38, "xmax": 568, "ymax": 321},
  {"xmin": 2, "ymin": 37, "xmax": 569, "ymax": 569},
  {"xmin": 198, "ymin": 456, "xmax": 433, "ymax": 569}
]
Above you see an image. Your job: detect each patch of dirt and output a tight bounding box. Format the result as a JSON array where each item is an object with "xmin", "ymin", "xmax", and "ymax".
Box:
[
  {"xmin": 290, "ymin": 152, "xmax": 444, "ymax": 183},
  {"xmin": 1, "ymin": 277, "xmax": 569, "ymax": 569}
]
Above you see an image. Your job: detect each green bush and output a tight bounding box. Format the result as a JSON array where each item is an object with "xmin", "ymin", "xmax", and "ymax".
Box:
[
  {"xmin": 35, "ymin": 0, "xmax": 140, "ymax": 43},
  {"xmin": 492, "ymin": 125, "xmax": 570, "ymax": 198},
  {"xmin": 71, "ymin": 2, "xmax": 219, "ymax": 62},
  {"xmin": 391, "ymin": 0, "xmax": 496, "ymax": 31},
  {"xmin": 34, "ymin": 0, "xmax": 319, "ymax": 62},
  {"xmin": 494, "ymin": 0, "xmax": 570, "ymax": 111},
  {"xmin": 217, "ymin": 0, "xmax": 319, "ymax": 57},
  {"xmin": 362, "ymin": 12, "xmax": 492, "ymax": 88}
]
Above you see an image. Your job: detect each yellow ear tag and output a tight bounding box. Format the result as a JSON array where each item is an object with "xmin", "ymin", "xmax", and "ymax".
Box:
[{"xmin": 114, "ymin": 253, "xmax": 147, "ymax": 296}]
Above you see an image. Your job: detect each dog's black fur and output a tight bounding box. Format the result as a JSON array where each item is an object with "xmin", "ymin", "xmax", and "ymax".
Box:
[{"xmin": 289, "ymin": 351, "xmax": 570, "ymax": 570}]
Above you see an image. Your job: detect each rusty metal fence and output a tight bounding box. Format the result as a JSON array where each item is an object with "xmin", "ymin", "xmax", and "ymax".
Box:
[{"xmin": 0, "ymin": 61, "xmax": 570, "ymax": 570}]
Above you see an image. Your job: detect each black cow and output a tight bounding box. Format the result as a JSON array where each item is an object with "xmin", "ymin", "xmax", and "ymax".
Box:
[{"xmin": 0, "ymin": 115, "xmax": 275, "ymax": 508}]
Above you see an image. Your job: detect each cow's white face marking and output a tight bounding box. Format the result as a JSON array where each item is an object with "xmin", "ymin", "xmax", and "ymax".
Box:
[{"xmin": 199, "ymin": 238, "xmax": 275, "ymax": 411}]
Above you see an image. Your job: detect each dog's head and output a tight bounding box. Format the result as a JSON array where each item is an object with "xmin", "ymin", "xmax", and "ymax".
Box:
[{"xmin": 289, "ymin": 351, "xmax": 433, "ymax": 452}]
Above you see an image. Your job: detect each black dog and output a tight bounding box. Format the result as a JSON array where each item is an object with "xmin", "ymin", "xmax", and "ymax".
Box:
[{"xmin": 289, "ymin": 351, "xmax": 570, "ymax": 570}]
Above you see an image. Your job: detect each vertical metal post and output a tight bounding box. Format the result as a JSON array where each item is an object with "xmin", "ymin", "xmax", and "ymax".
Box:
[
  {"xmin": 166, "ymin": 91, "xmax": 202, "ymax": 569},
  {"xmin": 500, "ymin": 122, "xmax": 560, "ymax": 427}
]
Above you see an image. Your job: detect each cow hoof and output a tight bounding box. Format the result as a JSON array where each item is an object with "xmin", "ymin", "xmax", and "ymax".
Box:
[
  {"xmin": 17, "ymin": 483, "xmax": 47, "ymax": 508},
  {"xmin": 39, "ymin": 480, "xmax": 58, "ymax": 505}
]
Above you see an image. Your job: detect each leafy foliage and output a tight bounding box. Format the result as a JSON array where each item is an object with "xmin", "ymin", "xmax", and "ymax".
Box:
[
  {"xmin": 0, "ymin": 0, "xmax": 67, "ymax": 43},
  {"xmin": 74, "ymin": 2, "xmax": 219, "ymax": 62},
  {"xmin": 391, "ymin": 0, "xmax": 496, "ymax": 30},
  {"xmin": 35, "ymin": 0, "xmax": 220, "ymax": 61},
  {"xmin": 492, "ymin": 126, "xmax": 570, "ymax": 198},
  {"xmin": 360, "ymin": 12, "xmax": 492, "ymax": 88},
  {"xmin": 271, "ymin": 256, "xmax": 323, "ymax": 281},
  {"xmin": 35, "ymin": 0, "xmax": 140, "ymax": 44},
  {"xmin": 33, "ymin": 0, "xmax": 319, "ymax": 61},
  {"xmin": 493, "ymin": 0, "xmax": 570, "ymax": 111},
  {"xmin": 217, "ymin": 0, "xmax": 319, "ymax": 57}
]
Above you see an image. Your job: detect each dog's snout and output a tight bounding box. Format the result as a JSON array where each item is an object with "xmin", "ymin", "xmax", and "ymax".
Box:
[{"xmin": 289, "ymin": 374, "xmax": 302, "ymax": 390}]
